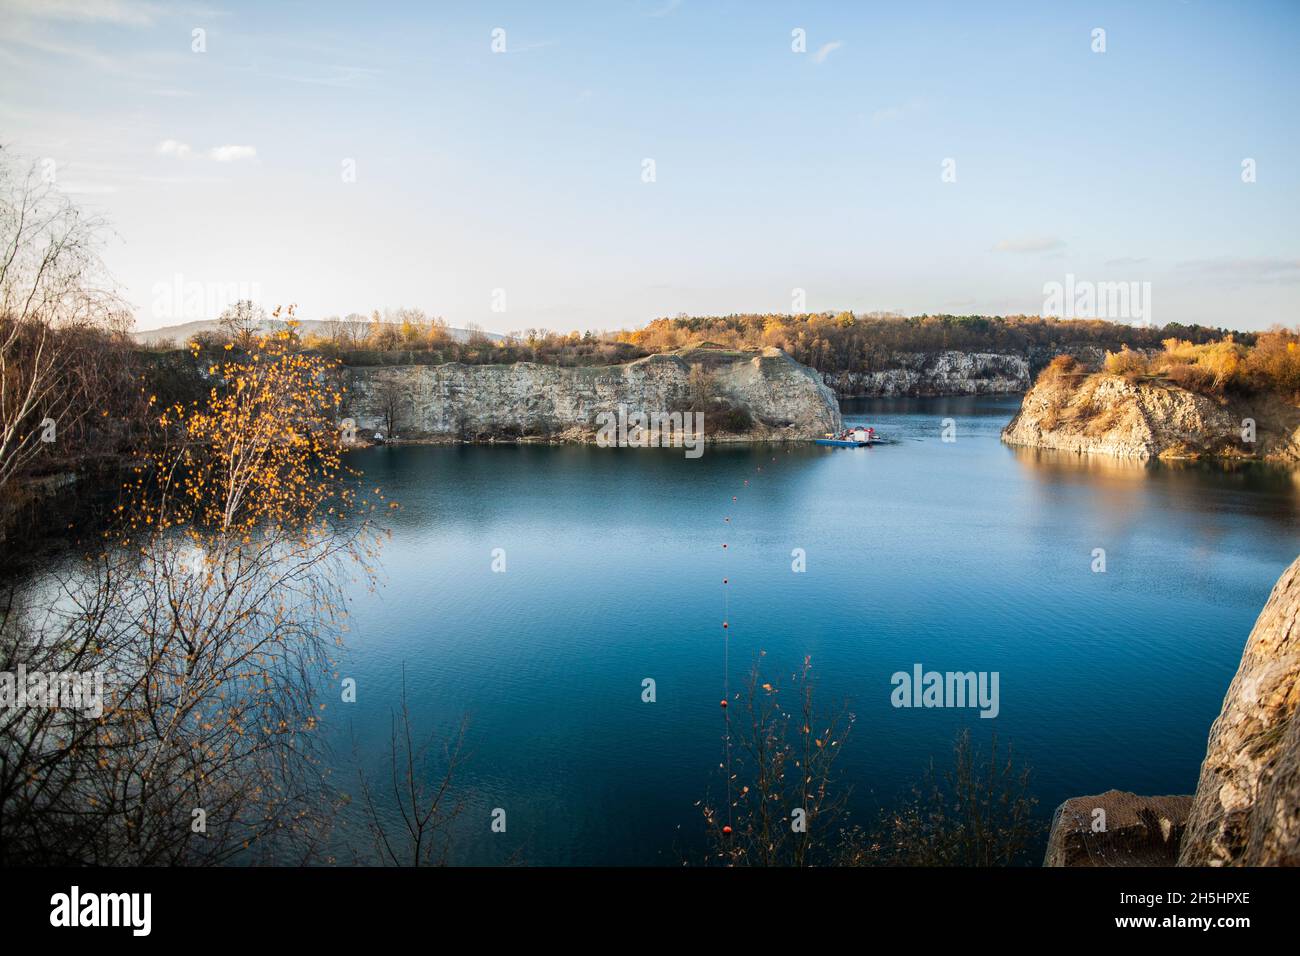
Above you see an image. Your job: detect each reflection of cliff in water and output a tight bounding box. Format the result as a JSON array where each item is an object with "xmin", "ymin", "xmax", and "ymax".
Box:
[{"xmin": 1005, "ymin": 443, "xmax": 1300, "ymax": 524}]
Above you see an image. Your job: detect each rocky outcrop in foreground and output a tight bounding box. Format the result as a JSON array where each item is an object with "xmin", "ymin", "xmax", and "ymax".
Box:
[
  {"xmin": 1045, "ymin": 555, "xmax": 1300, "ymax": 866},
  {"xmin": 1179, "ymin": 555, "xmax": 1300, "ymax": 866},
  {"xmin": 341, "ymin": 346, "xmax": 841, "ymax": 442},
  {"xmin": 1043, "ymin": 791, "xmax": 1192, "ymax": 866},
  {"xmin": 1002, "ymin": 372, "xmax": 1300, "ymax": 463},
  {"xmin": 823, "ymin": 351, "xmax": 1028, "ymax": 398}
]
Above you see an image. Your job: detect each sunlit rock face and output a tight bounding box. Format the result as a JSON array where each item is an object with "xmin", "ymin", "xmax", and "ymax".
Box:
[
  {"xmin": 341, "ymin": 346, "xmax": 841, "ymax": 442},
  {"xmin": 1179, "ymin": 554, "xmax": 1300, "ymax": 866},
  {"xmin": 822, "ymin": 351, "xmax": 1029, "ymax": 398},
  {"xmin": 1002, "ymin": 372, "xmax": 1300, "ymax": 463}
]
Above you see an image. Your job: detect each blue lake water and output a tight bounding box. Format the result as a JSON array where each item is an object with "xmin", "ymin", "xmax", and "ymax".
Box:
[{"xmin": 329, "ymin": 395, "xmax": 1300, "ymax": 865}]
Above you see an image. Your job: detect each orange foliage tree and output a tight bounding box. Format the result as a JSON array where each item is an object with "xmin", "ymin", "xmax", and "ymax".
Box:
[{"xmin": 0, "ymin": 313, "xmax": 386, "ymax": 864}]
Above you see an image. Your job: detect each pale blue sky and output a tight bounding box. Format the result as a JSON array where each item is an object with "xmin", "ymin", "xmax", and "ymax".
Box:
[{"xmin": 2, "ymin": 0, "xmax": 1297, "ymax": 333}]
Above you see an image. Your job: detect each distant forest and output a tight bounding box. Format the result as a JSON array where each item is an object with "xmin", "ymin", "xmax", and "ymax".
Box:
[
  {"xmin": 615, "ymin": 312, "xmax": 1248, "ymax": 374},
  {"xmin": 154, "ymin": 305, "xmax": 1250, "ymax": 376}
]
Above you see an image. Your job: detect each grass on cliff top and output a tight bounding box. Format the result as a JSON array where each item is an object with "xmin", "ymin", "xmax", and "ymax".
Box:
[{"xmin": 1040, "ymin": 330, "xmax": 1300, "ymax": 403}]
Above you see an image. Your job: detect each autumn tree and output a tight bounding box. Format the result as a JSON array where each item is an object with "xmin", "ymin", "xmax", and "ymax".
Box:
[
  {"xmin": 686, "ymin": 363, "xmax": 717, "ymax": 412},
  {"xmin": 426, "ymin": 316, "xmax": 452, "ymax": 350},
  {"xmin": 216, "ymin": 299, "xmax": 266, "ymax": 348},
  {"xmin": 0, "ymin": 152, "xmax": 133, "ymax": 530},
  {"xmin": 0, "ymin": 319, "xmax": 385, "ymax": 864},
  {"xmin": 1246, "ymin": 328, "xmax": 1300, "ymax": 397},
  {"xmin": 702, "ymin": 657, "xmax": 855, "ymax": 867},
  {"xmin": 342, "ymin": 313, "xmax": 369, "ymax": 348},
  {"xmin": 365, "ymin": 310, "xmax": 401, "ymax": 351},
  {"xmin": 699, "ymin": 658, "xmax": 1042, "ymax": 868},
  {"xmin": 863, "ymin": 731, "xmax": 1041, "ymax": 867},
  {"xmin": 373, "ymin": 375, "xmax": 409, "ymax": 439},
  {"xmin": 355, "ymin": 669, "xmax": 467, "ymax": 866},
  {"xmin": 390, "ymin": 307, "xmax": 429, "ymax": 347}
]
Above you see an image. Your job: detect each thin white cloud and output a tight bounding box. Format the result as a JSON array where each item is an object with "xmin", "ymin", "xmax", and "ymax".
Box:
[
  {"xmin": 647, "ymin": 0, "xmax": 684, "ymax": 17},
  {"xmin": 995, "ymin": 236, "xmax": 1067, "ymax": 254},
  {"xmin": 209, "ymin": 145, "xmax": 256, "ymax": 163},
  {"xmin": 3, "ymin": 0, "xmax": 164, "ymax": 26},
  {"xmin": 0, "ymin": 28, "xmax": 130, "ymax": 73},
  {"xmin": 1177, "ymin": 257, "xmax": 1300, "ymax": 282},
  {"xmin": 508, "ymin": 40, "xmax": 556, "ymax": 53},
  {"xmin": 268, "ymin": 65, "xmax": 381, "ymax": 88},
  {"xmin": 157, "ymin": 140, "xmax": 256, "ymax": 163},
  {"xmin": 870, "ymin": 98, "xmax": 928, "ymax": 124},
  {"xmin": 156, "ymin": 139, "xmax": 193, "ymax": 158},
  {"xmin": 56, "ymin": 181, "xmax": 118, "ymax": 194},
  {"xmin": 812, "ymin": 41, "xmax": 842, "ymax": 64},
  {"xmin": 140, "ymin": 173, "xmax": 227, "ymax": 185},
  {"xmin": 3, "ymin": 0, "xmax": 223, "ymax": 26}
]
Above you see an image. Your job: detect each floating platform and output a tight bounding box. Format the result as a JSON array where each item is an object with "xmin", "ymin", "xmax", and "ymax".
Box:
[{"xmin": 814, "ymin": 438, "xmax": 879, "ymax": 447}]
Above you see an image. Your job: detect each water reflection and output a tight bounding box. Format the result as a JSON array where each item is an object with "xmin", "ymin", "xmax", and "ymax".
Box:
[
  {"xmin": 1006, "ymin": 444, "xmax": 1300, "ymax": 525},
  {"xmin": 325, "ymin": 397, "xmax": 1300, "ymax": 864}
]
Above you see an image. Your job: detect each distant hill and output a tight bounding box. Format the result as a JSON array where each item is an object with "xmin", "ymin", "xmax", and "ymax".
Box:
[{"xmin": 132, "ymin": 318, "xmax": 501, "ymax": 346}]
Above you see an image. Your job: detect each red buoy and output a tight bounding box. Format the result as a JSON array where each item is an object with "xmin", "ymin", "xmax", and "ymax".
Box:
[
  {"xmin": 722, "ymin": 825, "xmax": 733, "ymax": 835},
  {"xmin": 720, "ymin": 700, "xmax": 728, "ymax": 708},
  {"xmin": 722, "ymin": 621, "xmax": 728, "ymax": 629}
]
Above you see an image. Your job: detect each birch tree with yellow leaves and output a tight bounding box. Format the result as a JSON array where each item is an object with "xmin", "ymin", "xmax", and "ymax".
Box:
[{"xmin": 0, "ymin": 317, "xmax": 386, "ymax": 864}]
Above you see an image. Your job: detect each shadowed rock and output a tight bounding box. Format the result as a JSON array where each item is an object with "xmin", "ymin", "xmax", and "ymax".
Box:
[
  {"xmin": 822, "ymin": 351, "xmax": 1029, "ymax": 397},
  {"xmin": 1043, "ymin": 790, "xmax": 1191, "ymax": 866},
  {"xmin": 1179, "ymin": 554, "xmax": 1300, "ymax": 866}
]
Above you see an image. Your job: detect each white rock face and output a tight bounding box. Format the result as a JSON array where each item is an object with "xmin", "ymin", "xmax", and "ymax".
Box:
[
  {"xmin": 823, "ymin": 351, "xmax": 1029, "ymax": 397},
  {"xmin": 1179, "ymin": 554, "xmax": 1300, "ymax": 866},
  {"xmin": 1045, "ymin": 555, "xmax": 1300, "ymax": 867},
  {"xmin": 1002, "ymin": 372, "xmax": 1300, "ymax": 462},
  {"xmin": 341, "ymin": 347, "xmax": 841, "ymax": 442}
]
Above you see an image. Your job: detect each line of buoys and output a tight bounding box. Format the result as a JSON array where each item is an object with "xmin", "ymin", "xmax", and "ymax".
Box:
[
  {"xmin": 721, "ymin": 478, "xmax": 733, "ymax": 842},
  {"xmin": 718, "ymin": 448, "xmax": 794, "ymax": 844}
]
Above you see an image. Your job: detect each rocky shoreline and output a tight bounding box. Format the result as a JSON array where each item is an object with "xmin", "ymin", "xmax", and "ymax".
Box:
[
  {"xmin": 1044, "ymin": 554, "xmax": 1300, "ymax": 867},
  {"xmin": 340, "ymin": 346, "xmax": 842, "ymax": 444},
  {"xmin": 337, "ymin": 346, "xmax": 1052, "ymax": 444},
  {"xmin": 1002, "ymin": 371, "xmax": 1300, "ymax": 464},
  {"xmin": 822, "ymin": 350, "xmax": 1029, "ymax": 398}
]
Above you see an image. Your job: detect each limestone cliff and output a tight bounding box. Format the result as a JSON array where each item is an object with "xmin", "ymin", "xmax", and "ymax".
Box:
[
  {"xmin": 823, "ymin": 351, "xmax": 1029, "ymax": 398},
  {"xmin": 1043, "ymin": 555, "xmax": 1300, "ymax": 867},
  {"xmin": 1001, "ymin": 372, "xmax": 1300, "ymax": 463},
  {"xmin": 1179, "ymin": 554, "xmax": 1300, "ymax": 866},
  {"xmin": 340, "ymin": 346, "xmax": 841, "ymax": 442}
]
